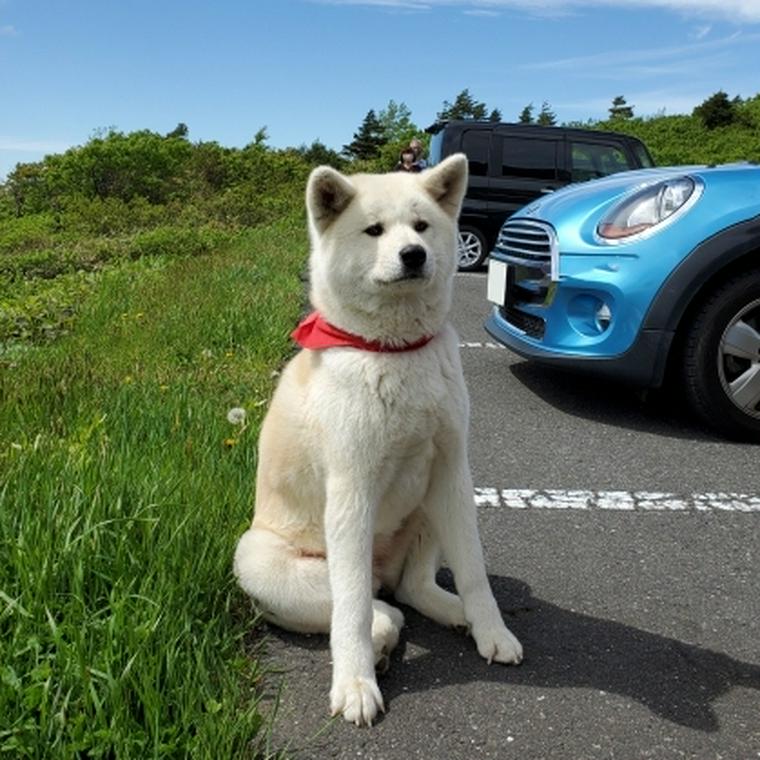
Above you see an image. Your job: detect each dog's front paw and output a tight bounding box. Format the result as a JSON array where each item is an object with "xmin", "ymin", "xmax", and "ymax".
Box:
[
  {"xmin": 330, "ymin": 675, "xmax": 384, "ymax": 726},
  {"xmin": 472, "ymin": 622, "xmax": 523, "ymax": 665}
]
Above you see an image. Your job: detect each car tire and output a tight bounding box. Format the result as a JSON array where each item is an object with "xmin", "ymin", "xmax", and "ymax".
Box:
[
  {"xmin": 682, "ymin": 269, "xmax": 760, "ymax": 441},
  {"xmin": 457, "ymin": 226, "xmax": 488, "ymax": 271}
]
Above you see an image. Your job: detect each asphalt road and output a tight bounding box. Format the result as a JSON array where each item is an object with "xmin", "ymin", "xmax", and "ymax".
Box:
[{"xmin": 254, "ymin": 272, "xmax": 760, "ymax": 760}]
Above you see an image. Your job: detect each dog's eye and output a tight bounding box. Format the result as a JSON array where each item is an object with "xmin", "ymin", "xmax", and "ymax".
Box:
[
  {"xmin": 414, "ymin": 220, "xmax": 429, "ymax": 233},
  {"xmin": 364, "ymin": 223, "xmax": 384, "ymax": 237}
]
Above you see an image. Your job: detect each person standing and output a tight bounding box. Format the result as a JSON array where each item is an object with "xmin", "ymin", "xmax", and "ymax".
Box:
[
  {"xmin": 395, "ymin": 147, "xmax": 421, "ymax": 172},
  {"xmin": 409, "ymin": 138, "xmax": 427, "ymax": 170}
]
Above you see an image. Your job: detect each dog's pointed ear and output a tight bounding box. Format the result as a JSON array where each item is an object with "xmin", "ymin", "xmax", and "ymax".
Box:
[
  {"xmin": 306, "ymin": 166, "xmax": 357, "ymax": 234},
  {"xmin": 420, "ymin": 153, "xmax": 468, "ymax": 219}
]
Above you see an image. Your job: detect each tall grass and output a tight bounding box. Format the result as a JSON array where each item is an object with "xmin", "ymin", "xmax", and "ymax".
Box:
[{"xmin": 0, "ymin": 215, "xmax": 307, "ymax": 757}]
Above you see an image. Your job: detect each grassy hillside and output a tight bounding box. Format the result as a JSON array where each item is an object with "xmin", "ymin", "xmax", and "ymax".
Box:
[
  {"xmin": 0, "ymin": 218, "xmax": 307, "ymax": 757},
  {"xmin": 590, "ymin": 93, "xmax": 760, "ymax": 165},
  {"xmin": 0, "ymin": 133, "xmax": 317, "ymax": 757}
]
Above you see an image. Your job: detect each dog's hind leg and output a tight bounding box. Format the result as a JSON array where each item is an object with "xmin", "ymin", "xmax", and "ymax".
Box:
[
  {"xmin": 234, "ymin": 526, "xmax": 332, "ymax": 633},
  {"xmin": 394, "ymin": 519, "xmax": 467, "ymax": 629},
  {"xmin": 234, "ymin": 526, "xmax": 404, "ymax": 663}
]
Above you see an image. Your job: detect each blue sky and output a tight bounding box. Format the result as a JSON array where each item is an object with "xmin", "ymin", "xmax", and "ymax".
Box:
[{"xmin": 1, "ymin": 0, "xmax": 759, "ymax": 178}]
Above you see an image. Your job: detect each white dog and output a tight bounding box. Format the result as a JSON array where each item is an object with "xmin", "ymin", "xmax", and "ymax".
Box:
[{"xmin": 233, "ymin": 154, "xmax": 522, "ymax": 727}]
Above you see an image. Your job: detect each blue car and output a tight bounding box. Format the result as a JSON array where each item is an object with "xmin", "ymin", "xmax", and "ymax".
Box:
[{"xmin": 485, "ymin": 163, "xmax": 760, "ymax": 441}]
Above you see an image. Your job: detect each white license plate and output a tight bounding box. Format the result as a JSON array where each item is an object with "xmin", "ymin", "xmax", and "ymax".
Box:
[{"xmin": 487, "ymin": 259, "xmax": 508, "ymax": 305}]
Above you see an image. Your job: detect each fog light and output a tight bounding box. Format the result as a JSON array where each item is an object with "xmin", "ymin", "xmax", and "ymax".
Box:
[
  {"xmin": 595, "ymin": 302, "xmax": 612, "ymax": 332},
  {"xmin": 568, "ymin": 295, "xmax": 613, "ymax": 337}
]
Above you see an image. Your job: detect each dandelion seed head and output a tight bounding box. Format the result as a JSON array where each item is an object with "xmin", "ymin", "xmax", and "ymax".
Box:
[{"xmin": 227, "ymin": 407, "xmax": 246, "ymax": 425}]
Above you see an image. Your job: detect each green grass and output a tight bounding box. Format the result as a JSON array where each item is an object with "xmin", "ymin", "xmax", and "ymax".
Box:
[
  {"xmin": 0, "ymin": 215, "xmax": 307, "ymax": 758},
  {"xmin": 0, "ymin": 223, "xmax": 236, "ymax": 344}
]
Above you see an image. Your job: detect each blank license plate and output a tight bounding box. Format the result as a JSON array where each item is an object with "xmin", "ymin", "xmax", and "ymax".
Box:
[{"xmin": 487, "ymin": 259, "xmax": 508, "ymax": 305}]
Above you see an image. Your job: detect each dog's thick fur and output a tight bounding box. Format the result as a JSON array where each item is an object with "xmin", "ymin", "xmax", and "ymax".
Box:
[{"xmin": 233, "ymin": 154, "xmax": 522, "ymax": 726}]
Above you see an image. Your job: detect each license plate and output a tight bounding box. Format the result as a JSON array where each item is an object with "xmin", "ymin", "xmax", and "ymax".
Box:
[{"xmin": 487, "ymin": 259, "xmax": 508, "ymax": 305}]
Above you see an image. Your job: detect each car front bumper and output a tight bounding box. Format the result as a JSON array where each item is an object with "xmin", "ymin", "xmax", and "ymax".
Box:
[
  {"xmin": 484, "ymin": 308, "xmax": 674, "ymax": 387},
  {"xmin": 485, "ymin": 250, "xmax": 675, "ymax": 387}
]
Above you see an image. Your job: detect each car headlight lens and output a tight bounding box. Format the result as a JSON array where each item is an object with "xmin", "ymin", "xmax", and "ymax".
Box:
[{"xmin": 598, "ymin": 177, "xmax": 696, "ymax": 241}]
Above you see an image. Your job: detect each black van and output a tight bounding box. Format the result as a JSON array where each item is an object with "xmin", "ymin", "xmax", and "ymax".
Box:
[{"xmin": 425, "ymin": 120, "xmax": 655, "ymax": 270}]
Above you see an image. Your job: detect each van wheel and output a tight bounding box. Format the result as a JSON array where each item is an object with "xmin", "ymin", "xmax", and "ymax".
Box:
[
  {"xmin": 457, "ymin": 227, "xmax": 488, "ymax": 271},
  {"xmin": 682, "ymin": 269, "xmax": 760, "ymax": 441}
]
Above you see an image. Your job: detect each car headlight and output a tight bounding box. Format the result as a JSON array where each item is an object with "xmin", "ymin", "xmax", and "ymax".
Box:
[{"xmin": 597, "ymin": 177, "xmax": 698, "ymax": 241}]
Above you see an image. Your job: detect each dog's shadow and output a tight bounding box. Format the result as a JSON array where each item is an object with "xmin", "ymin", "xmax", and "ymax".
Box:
[{"xmin": 266, "ymin": 574, "xmax": 760, "ymax": 733}]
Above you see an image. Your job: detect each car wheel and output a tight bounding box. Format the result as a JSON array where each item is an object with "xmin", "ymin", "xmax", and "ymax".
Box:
[
  {"xmin": 457, "ymin": 227, "xmax": 488, "ymax": 271},
  {"xmin": 682, "ymin": 269, "xmax": 760, "ymax": 441}
]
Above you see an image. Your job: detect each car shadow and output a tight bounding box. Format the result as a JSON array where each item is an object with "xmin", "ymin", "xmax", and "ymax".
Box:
[
  {"xmin": 261, "ymin": 574, "xmax": 760, "ymax": 734},
  {"xmin": 507, "ymin": 360, "xmax": 724, "ymax": 442}
]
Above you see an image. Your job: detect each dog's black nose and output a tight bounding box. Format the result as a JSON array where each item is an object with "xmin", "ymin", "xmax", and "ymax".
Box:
[{"xmin": 399, "ymin": 244, "xmax": 427, "ymax": 271}]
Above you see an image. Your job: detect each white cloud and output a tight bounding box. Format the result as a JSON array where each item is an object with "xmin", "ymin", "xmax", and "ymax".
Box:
[
  {"xmin": 0, "ymin": 23, "xmax": 17, "ymax": 36},
  {"xmin": 314, "ymin": 0, "xmax": 760, "ymax": 22},
  {"xmin": 693, "ymin": 23, "xmax": 712, "ymax": 38},
  {"xmin": 518, "ymin": 30, "xmax": 757, "ymax": 71}
]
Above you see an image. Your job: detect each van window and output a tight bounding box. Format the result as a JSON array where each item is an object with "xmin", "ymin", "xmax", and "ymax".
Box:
[
  {"xmin": 501, "ymin": 137, "xmax": 557, "ymax": 180},
  {"xmin": 461, "ymin": 130, "xmax": 490, "ymax": 177},
  {"xmin": 427, "ymin": 131, "xmax": 443, "ymax": 167},
  {"xmin": 571, "ymin": 142, "xmax": 631, "ymax": 182},
  {"xmin": 633, "ymin": 141, "xmax": 655, "ymax": 168}
]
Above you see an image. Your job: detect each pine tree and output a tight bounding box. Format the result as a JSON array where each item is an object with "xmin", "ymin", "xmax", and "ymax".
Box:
[
  {"xmin": 166, "ymin": 123, "xmax": 189, "ymax": 139},
  {"xmin": 518, "ymin": 103, "xmax": 534, "ymax": 124},
  {"xmin": 488, "ymin": 108, "xmax": 502, "ymax": 122},
  {"xmin": 437, "ymin": 89, "xmax": 489, "ymax": 120},
  {"xmin": 536, "ymin": 101, "xmax": 557, "ymax": 126},
  {"xmin": 609, "ymin": 96, "xmax": 634, "ymax": 119},
  {"xmin": 693, "ymin": 91, "xmax": 737, "ymax": 129},
  {"xmin": 377, "ymin": 100, "xmax": 416, "ymax": 142},
  {"xmin": 296, "ymin": 140, "xmax": 346, "ymax": 169},
  {"xmin": 342, "ymin": 110, "xmax": 388, "ymax": 160}
]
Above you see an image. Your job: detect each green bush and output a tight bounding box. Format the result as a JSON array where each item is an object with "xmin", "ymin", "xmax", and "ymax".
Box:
[
  {"xmin": 0, "ymin": 214, "xmax": 59, "ymax": 254},
  {"xmin": 127, "ymin": 226, "xmax": 230, "ymax": 260},
  {"xmin": 58, "ymin": 195, "xmax": 172, "ymax": 236}
]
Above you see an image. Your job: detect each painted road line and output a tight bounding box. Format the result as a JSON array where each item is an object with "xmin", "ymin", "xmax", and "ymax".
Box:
[
  {"xmin": 459, "ymin": 341, "xmax": 506, "ymax": 350},
  {"xmin": 474, "ymin": 488, "xmax": 760, "ymax": 513}
]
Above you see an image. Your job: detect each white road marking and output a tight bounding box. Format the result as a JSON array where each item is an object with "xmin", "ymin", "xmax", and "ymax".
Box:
[
  {"xmin": 474, "ymin": 488, "xmax": 760, "ymax": 513},
  {"xmin": 459, "ymin": 341, "xmax": 505, "ymax": 350}
]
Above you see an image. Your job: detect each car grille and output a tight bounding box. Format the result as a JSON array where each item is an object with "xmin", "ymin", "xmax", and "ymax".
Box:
[
  {"xmin": 499, "ymin": 304, "xmax": 545, "ymax": 339},
  {"xmin": 493, "ymin": 219, "xmax": 558, "ymax": 280},
  {"xmin": 491, "ymin": 218, "xmax": 558, "ymax": 342}
]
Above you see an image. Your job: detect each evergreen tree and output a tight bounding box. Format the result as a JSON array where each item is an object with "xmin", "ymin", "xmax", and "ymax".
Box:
[
  {"xmin": 518, "ymin": 103, "xmax": 535, "ymax": 124},
  {"xmin": 536, "ymin": 101, "xmax": 557, "ymax": 126},
  {"xmin": 252, "ymin": 127, "xmax": 269, "ymax": 146},
  {"xmin": 343, "ymin": 110, "xmax": 388, "ymax": 160},
  {"xmin": 377, "ymin": 100, "xmax": 416, "ymax": 142},
  {"xmin": 693, "ymin": 91, "xmax": 737, "ymax": 129},
  {"xmin": 488, "ymin": 108, "xmax": 502, "ymax": 122},
  {"xmin": 437, "ymin": 89, "xmax": 489, "ymax": 120},
  {"xmin": 166, "ymin": 122, "xmax": 189, "ymax": 139},
  {"xmin": 609, "ymin": 96, "xmax": 634, "ymax": 119},
  {"xmin": 296, "ymin": 140, "xmax": 346, "ymax": 169}
]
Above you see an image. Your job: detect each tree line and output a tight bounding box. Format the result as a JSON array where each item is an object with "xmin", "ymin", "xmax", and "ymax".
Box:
[
  {"xmin": 341, "ymin": 88, "xmax": 760, "ymax": 166},
  {"xmin": 2, "ymin": 88, "xmax": 759, "ymax": 227}
]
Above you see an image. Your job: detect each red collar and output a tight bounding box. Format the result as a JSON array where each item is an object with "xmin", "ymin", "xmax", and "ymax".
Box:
[{"xmin": 291, "ymin": 311, "xmax": 434, "ymax": 352}]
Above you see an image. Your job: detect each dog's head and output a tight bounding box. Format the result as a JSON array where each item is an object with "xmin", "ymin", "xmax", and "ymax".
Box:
[{"xmin": 305, "ymin": 154, "xmax": 468, "ymax": 344}]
